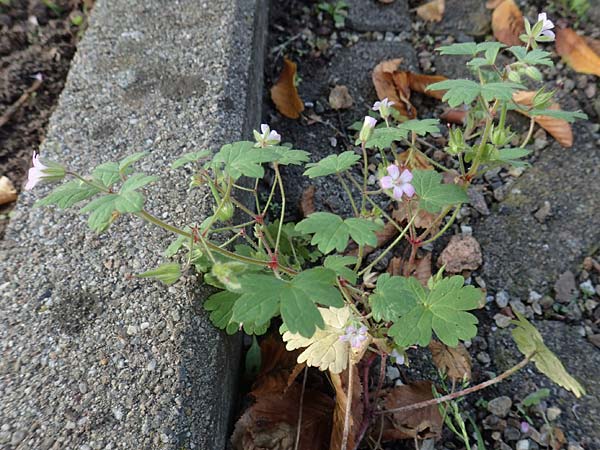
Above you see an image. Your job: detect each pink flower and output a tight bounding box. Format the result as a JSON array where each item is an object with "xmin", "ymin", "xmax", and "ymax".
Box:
[
  {"xmin": 380, "ymin": 165, "xmax": 415, "ymax": 200},
  {"xmin": 253, "ymin": 124, "xmax": 281, "ymax": 147},
  {"xmin": 340, "ymin": 325, "xmax": 368, "ymax": 349},
  {"xmin": 537, "ymin": 13, "xmax": 555, "ymax": 39},
  {"xmin": 25, "ymin": 153, "xmax": 49, "ymax": 190}
]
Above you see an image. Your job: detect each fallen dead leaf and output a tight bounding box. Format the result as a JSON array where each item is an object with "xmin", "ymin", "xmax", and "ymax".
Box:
[
  {"xmin": 429, "ymin": 340, "xmax": 472, "ymax": 381},
  {"xmin": 271, "ymin": 57, "xmax": 304, "ymax": 119},
  {"xmin": 329, "ymin": 85, "xmax": 353, "ymax": 110},
  {"xmin": 437, "ymin": 234, "xmax": 482, "ymax": 273},
  {"xmin": 329, "ymin": 366, "xmax": 363, "ymax": 450},
  {"xmin": 299, "ymin": 185, "xmax": 316, "ymax": 217},
  {"xmin": 416, "ymin": 0, "xmax": 445, "ymax": 22},
  {"xmin": 0, "ymin": 176, "xmax": 17, "ymax": 206},
  {"xmin": 555, "ymin": 28, "xmax": 600, "ymax": 77},
  {"xmin": 512, "ymin": 90, "xmax": 574, "ymax": 147},
  {"xmin": 489, "ymin": 0, "xmax": 524, "ymax": 46},
  {"xmin": 380, "ymin": 381, "xmax": 443, "ymax": 440}
]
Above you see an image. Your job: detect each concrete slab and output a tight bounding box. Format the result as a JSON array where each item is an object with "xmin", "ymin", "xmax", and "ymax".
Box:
[
  {"xmin": 0, "ymin": 0, "xmax": 267, "ymax": 449},
  {"xmin": 346, "ymin": 0, "xmax": 411, "ymax": 32}
]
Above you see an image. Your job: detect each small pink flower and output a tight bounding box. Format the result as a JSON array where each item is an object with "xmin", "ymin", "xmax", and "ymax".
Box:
[
  {"xmin": 25, "ymin": 153, "xmax": 49, "ymax": 190},
  {"xmin": 537, "ymin": 12, "xmax": 555, "ymax": 39},
  {"xmin": 340, "ymin": 325, "xmax": 368, "ymax": 349},
  {"xmin": 380, "ymin": 165, "xmax": 415, "ymax": 200}
]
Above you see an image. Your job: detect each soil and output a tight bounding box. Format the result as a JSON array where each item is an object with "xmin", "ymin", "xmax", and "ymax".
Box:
[
  {"xmin": 0, "ymin": 0, "xmax": 92, "ymax": 237},
  {"xmin": 255, "ymin": 0, "xmax": 600, "ymax": 449}
]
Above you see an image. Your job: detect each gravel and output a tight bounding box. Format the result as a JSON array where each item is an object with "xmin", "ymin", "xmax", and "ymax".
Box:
[{"xmin": 0, "ymin": 0, "xmax": 267, "ymax": 448}]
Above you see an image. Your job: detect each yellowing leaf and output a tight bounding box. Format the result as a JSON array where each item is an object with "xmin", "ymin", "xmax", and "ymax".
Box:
[
  {"xmin": 512, "ymin": 90, "xmax": 573, "ymax": 148},
  {"xmin": 511, "ymin": 311, "xmax": 586, "ymax": 398},
  {"xmin": 555, "ymin": 28, "xmax": 600, "ymax": 77},
  {"xmin": 416, "ymin": 0, "xmax": 445, "ymax": 22},
  {"xmin": 429, "ymin": 340, "xmax": 472, "ymax": 381},
  {"xmin": 271, "ymin": 57, "xmax": 304, "ymax": 119},
  {"xmin": 282, "ymin": 306, "xmax": 352, "ymax": 374},
  {"xmin": 489, "ymin": 0, "xmax": 524, "ymax": 46},
  {"xmin": 0, "ymin": 176, "xmax": 17, "ymax": 206}
]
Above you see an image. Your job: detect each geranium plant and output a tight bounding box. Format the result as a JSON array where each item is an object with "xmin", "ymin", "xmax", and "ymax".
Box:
[{"xmin": 29, "ymin": 13, "xmax": 586, "ymax": 450}]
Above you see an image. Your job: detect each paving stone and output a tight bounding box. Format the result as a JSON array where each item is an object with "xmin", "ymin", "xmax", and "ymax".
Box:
[
  {"xmin": 0, "ymin": 0, "xmax": 268, "ymax": 448},
  {"xmin": 346, "ymin": 0, "xmax": 411, "ymax": 32}
]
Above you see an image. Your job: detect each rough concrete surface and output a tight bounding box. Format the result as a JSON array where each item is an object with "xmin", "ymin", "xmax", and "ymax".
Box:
[
  {"xmin": 0, "ymin": 0, "xmax": 267, "ymax": 449},
  {"xmin": 474, "ymin": 123, "xmax": 600, "ymax": 297}
]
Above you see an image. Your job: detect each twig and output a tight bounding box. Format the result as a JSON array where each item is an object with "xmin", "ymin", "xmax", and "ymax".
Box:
[
  {"xmin": 376, "ymin": 354, "xmax": 532, "ymax": 416},
  {"xmin": 293, "ymin": 367, "xmax": 308, "ymax": 450},
  {"xmin": 341, "ymin": 357, "xmax": 354, "ymax": 450},
  {"xmin": 0, "ymin": 75, "xmax": 43, "ymax": 128}
]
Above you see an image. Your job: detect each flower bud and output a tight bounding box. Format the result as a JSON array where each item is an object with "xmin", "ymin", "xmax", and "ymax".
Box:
[{"xmin": 359, "ymin": 116, "xmax": 377, "ymax": 143}]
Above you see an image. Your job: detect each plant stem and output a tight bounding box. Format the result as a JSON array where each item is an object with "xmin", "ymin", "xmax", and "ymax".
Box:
[
  {"xmin": 337, "ymin": 172, "xmax": 359, "ymax": 217},
  {"xmin": 358, "ymin": 216, "xmax": 415, "ymax": 277},
  {"xmin": 376, "ymin": 354, "xmax": 533, "ymax": 416}
]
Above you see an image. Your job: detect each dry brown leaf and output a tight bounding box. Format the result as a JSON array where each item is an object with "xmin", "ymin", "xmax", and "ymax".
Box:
[
  {"xmin": 416, "ymin": 0, "xmax": 445, "ymax": 22},
  {"xmin": 429, "ymin": 340, "xmax": 472, "ymax": 381},
  {"xmin": 512, "ymin": 90, "xmax": 574, "ymax": 147},
  {"xmin": 329, "ymin": 85, "xmax": 353, "ymax": 110},
  {"xmin": 271, "ymin": 57, "xmax": 304, "ymax": 119},
  {"xmin": 490, "ymin": 0, "xmax": 524, "ymax": 46},
  {"xmin": 555, "ymin": 28, "xmax": 600, "ymax": 77},
  {"xmin": 0, "ymin": 176, "xmax": 17, "ymax": 206},
  {"xmin": 408, "ymin": 73, "xmax": 447, "ymax": 99},
  {"xmin": 381, "ymin": 381, "xmax": 443, "ymax": 440},
  {"xmin": 437, "ymin": 234, "xmax": 482, "ymax": 273},
  {"xmin": 329, "ymin": 366, "xmax": 363, "ymax": 450},
  {"xmin": 299, "ymin": 185, "xmax": 316, "ymax": 217}
]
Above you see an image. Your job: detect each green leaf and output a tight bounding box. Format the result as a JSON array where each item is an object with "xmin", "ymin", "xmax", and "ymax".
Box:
[
  {"xmin": 92, "ymin": 162, "xmax": 121, "ymax": 188},
  {"xmin": 437, "ymin": 42, "xmax": 479, "ymax": 56},
  {"xmin": 522, "ymin": 388, "xmax": 551, "ymax": 407},
  {"xmin": 211, "ymin": 141, "xmax": 279, "ymax": 180},
  {"xmin": 528, "ymin": 109, "xmax": 588, "ymax": 122},
  {"xmin": 389, "ymin": 275, "xmax": 482, "ymax": 347},
  {"xmin": 412, "ymin": 170, "xmax": 469, "ymax": 213},
  {"xmin": 232, "ymin": 268, "xmax": 342, "ymax": 338},
  {"xmin": 324, "ymin": 255, "xmax": 358, "ymax": 284},
  {"xmin": 269, "ymin": 146, "xmax": 311, "ymax": 166},
  {"xmin": 295, "ymin": 212, "xmax": 382, "ymax": 254},
  {"xmin": 120, "ymin": 173, "xmax": 158, "ymax": 193},
  {"xmin": 204, "ymin": 290, "xmax": 240, "ymax": 334},
  {"xmin": 303, "ymin": 151, "xmax": 361, "ymax": 178},
  {"xmin": 369, "ymin": 274, "xmax": 422, "ymax": 322},
  {"xmin": 80, "ymin": 194, "xmax": 118, "ymax": 233},
  {"xmin": 427, "ymin": 79, "xmax": 481, "ymax": 107},
  {"xmin": 511, "ymin": 311, "xmax": 586, "ymax": 398},
  {"xmin": 114, "ymin": 190, "xmax": 144, "ymax": 213},
  {"xmin": 118, "ymin": 152, "xmax": 147, "ymax": 173},
  {"xmin": 36, "ymin": 180, "xmax": 101, "ymax": 208},
  {"xmin": 171, "ymin": 150, "xmax": 210, "ymax": 169},
  {"xmin": 481, "ymin": 82, "xmax": 524, "ymax": 102},
  {"xmin": 137, "ymin": 262, "xmax": 181, "ymax": 285}
]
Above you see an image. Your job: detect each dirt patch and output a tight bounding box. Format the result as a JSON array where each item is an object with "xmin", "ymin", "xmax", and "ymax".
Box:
[{"xmin": 0, "ymin": 0, "xmax": 92, "ymax": 237}]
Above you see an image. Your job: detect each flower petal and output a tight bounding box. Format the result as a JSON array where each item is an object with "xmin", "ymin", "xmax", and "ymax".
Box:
[{"xmin": 387, "ymin": 164, "xmax": 400, "ymax": 180}]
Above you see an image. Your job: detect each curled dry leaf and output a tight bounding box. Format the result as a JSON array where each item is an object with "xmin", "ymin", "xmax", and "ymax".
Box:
[
  {"xmin": 271, "ymin": 57, "xmax": 304, "ymax": 119},
  {"xmin": 299, "ymin": 185, "xmax": 316, "ymax": 217},
  {"xmin": 416, "ymin": 0, "xmax": 445, "ymax": 22},
  {"xmin": 329, "ymin": 366, "xmax": 363, "ymax": 450},
  {"xmin": 380, "ymin": 381, "xmax": 443, "ymax": 440},
  {"xmin": 0, "ymin": 176, "xmax": 17, "ymax": 206},
  {"xmin": 512, "ymin": 90, "xmax": 573, "ymax": 148},
  {"xmin": 437, "ymin": 234, "xmax": 482, "ymax": 273},
  {"xmin": 555, "ymin": 28, "xmax": 600, "ymax": 77},
  {"xmin": 329, "ymin": 85, "xmax": 354, "ymax": 110},
  {"xmin": 429, "ymin": 340, "xmax": 472, "ymax": 381},
  {"xmin": 489, "ymin": 0, "xmax": 524, "ymax": 46}
]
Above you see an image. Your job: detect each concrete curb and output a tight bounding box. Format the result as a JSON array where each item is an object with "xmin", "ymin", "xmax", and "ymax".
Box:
[{"xmin": 0, "ymin": 0, "xmax": 267, "ymax": 449}]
